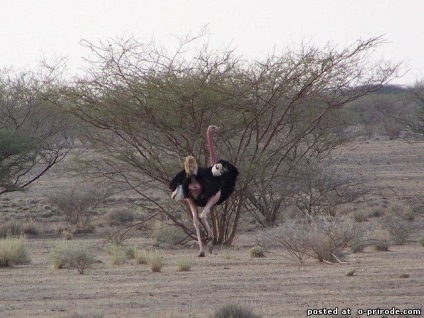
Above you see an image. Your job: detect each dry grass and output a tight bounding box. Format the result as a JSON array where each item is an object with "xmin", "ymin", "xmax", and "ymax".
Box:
[
  {"xmin": 176, "ymin": 258, "xmax": 191, "ymax": 272},
  {"xmin": 0, "ymin": 236, "xmax": 30, "ymax": 267},
  {"xmin": 49, "ymin": 240, "xmax": 96, "ymax": 274}
]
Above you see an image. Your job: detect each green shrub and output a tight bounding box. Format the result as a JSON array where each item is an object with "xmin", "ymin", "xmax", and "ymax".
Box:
[
  {"xmin": 148, "ymin": 253, "xmax": 164, "ymax": 272},
  {"xmin": 106, "ymin": 243, "xmax": 127, "ymax": 265},
  {"xmin": 49, "ymin": 241, "xmax": 95, "ymax": 274},
  {"xmin": 248, "ymin": 246, "xmax": 265, "ymax": 258},
  {"xmin": 125, "ymin": 245, "xmax": 138, "ymax": 259},
  {"xmin": 0, "ymin": 236, "xmax": 31, "ymax": 267},
  {"xmin": 0, "ymin": 222, "xmax": 22, "ymax": 238},
  {"xmin": 176, "ymin": 258, "xmax": 191, "ymax": 272},
  {"xmin": 420, "ymin": 238, "xmax": 424, "ymax": 247}
]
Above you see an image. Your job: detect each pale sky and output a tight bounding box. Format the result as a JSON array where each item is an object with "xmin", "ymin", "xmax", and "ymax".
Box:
[{"xmin": 1, "ymin": 0, "xmax": 423, "ymax": 85}]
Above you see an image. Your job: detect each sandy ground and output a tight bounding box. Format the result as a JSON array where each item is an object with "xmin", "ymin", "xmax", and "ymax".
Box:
[
  {"xmin": 1, "ymin": 138, "xmax": 424, "ymax": 318},
  {"xmin": 0, "ymin": 238, "xmax": 423, "ymax": 318}
]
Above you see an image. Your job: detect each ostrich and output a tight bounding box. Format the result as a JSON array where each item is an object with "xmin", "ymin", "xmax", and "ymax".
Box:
[{"xmin": 169, "ymin": 125, "xmax": 239, "ymax": 257}]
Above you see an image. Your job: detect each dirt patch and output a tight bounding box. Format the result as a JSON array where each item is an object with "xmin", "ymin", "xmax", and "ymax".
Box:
[
  {"xmin": 1, "ymin": 139, "xmax": 424, "ymax": 317},
  {"xmin": 0, "ymin": 238, "xmax": 423, "ymax": 317}
]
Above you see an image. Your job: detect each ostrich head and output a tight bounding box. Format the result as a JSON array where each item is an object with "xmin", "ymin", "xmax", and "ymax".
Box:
[
  {"xmin": 212, "ymin": 162, "xmax": 227, "ymax": 176},
  {"xmin": 208, "ymin": 125, "xmax": 219, "ymax": 134}
]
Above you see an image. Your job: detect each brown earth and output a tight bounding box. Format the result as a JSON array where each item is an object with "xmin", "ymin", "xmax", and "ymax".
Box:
[{"xmin": 1, "ymin": 138, "xmax": 424, "ymax": 318}]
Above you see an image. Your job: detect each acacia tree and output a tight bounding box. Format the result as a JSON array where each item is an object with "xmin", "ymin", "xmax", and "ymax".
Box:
[
  {"xmin": 66, "ymin": 35, "xmax": 399, "ymax": 244},
  {"xmin": 0, "ymin": 67, "xmax": 73, "ymax": 195}
]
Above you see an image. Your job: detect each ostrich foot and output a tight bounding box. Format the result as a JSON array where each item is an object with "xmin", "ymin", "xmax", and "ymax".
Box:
[
  {"xmin": 208, "ymin": 241, "xmax": 214, "ymax": 254},
  {"xmin": 198, "ymin": 251, "xmax": 206, "ymax": 257}
]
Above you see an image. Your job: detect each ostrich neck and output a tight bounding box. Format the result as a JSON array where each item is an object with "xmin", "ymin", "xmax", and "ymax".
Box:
[{"xmin": 207, "ymin": 127, "xmax": 216, "ymax": 166}]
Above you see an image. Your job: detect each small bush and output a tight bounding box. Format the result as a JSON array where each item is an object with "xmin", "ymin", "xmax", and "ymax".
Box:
[
  {"xmin": 0, "ymin": 222, "xmax": 22, "ymax": 238},
  {"xmin": 213, "ymin": 304, "xmax": 261, "ymax": 318},
  {"xmin": 420, "ymin": 238, "xmax": 424, "ymax": 247},
  {"xmin": 389, "ymin": 203, "xmax": 414, "ymax": 221},
  {"xmin": 176, "ymin": 258, "xmax": 191, "ymax": 272},
  {"xmin": 22, "ymin": 221, "xmax": 39, "ymax": 235},
  {"xmin": 66, "ymin": 312, "xmax": 104, "ymax": 318},
  {"xmin": 49, "ymin": 241, "xmax": 95, "ymax": 274},
  {"xmin": 148, "ymin": 253, "xmax": 164, "ymax": 272},
  {"xmin": 346, "ymin": 268, "xmax": 356, "ymax": 276},
  {"xmin": 62, "ymin": 230, "xmax": 73, "ymax": 240},
  {"xmin": 383, "ymin": 215, "xmax": 414, "ymax": 245},
  {"xmin": 135, "ymin": 249, "xmax": 149, "ymax": 264},
  {"xmin": 125, "ymin": 245, "xmax": 138, "ymax": 259},
  {"xmin": 353, "ymin": 210, "xmax": 368, "ymax": 223},
  {"xmin": 258, "ymin": 216, "xmax": 371, "ymax": 264},
  {"xmin": 108, "ymin": 210, "xmax": 135, "ymax": 226},
  {"xmin": 248, "ymin": 246, "xmax": 265, "ymax": 258},
  {"xmin": 0, "ymin": 236, "xmax": 31, "ymax": 267},
  {"xmin": 374, "ymin": 241, "xmax": 390, "ymax": 251},
  {"xmin": 106, "ymin": 243, "xmax": 127, "ymax": 265},
  {"xmin": 152, "ymin": 222, "xmax": 188, "ymax": 246}
]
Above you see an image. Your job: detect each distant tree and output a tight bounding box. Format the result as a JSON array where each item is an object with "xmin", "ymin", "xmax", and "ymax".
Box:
[
  {"xmin": 0, "ymin": 67, "xmax": 72, "ymax": 195},
  {"xmin": 65, "ymin": 34, "xmax": 400, "ymax": 244},
  {"xmin": 406, "ymin": 81, "xmax": 424, "ymax": 138}
]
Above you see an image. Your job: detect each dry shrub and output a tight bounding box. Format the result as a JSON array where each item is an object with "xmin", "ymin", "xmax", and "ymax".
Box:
[
  {"xmin": 148, "ymin": 252, "xmax": 164, "ymax": 272},
  {"xmin": 258, "ymin": 216, "xmax": 372, "ymax": 264},
  {"xmin": 176, "ymin": 258, "xmax": 191, "ymax": 272},
  {"xmin": 106, "ymin": 244, "xmax": 138, "ymax": 265},
  {"xmin": 107, "ymin": 210, "xmax": 135, "ymax": 226},
  {"xmin": 0, "ymin": 222, "xmax": 22, "ymax": 238},
  {"xmin": 383, "ymin": 215, "xmax": 415, "ymax": 245},
  {"xmin": 0, "ymin": 236, "xmax": 31, "ymax": 267},
  {"xmin": 213, "ymin": 304, "xmax": 261, "ymax": 318},
  {"xmin": 152, "ymin": 222, "xmax": 188, "ymax": 246},
  {"xmin": 248, "ymin": 246, "xmax": 265, "ymax": 258},
  {"xmin": 66, "ymin": 312, "xmax": 104, "ymax": 318},
  {"xmin": 49, "ymin": 185, "xmax": 110, "ymax": 232},
  {"xmin": 49, "ymin": 241, "xmax": 95, "ymax": 274}
]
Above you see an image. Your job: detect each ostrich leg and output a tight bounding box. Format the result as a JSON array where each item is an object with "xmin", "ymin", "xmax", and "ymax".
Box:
[
  {"xmin": 186, "ymin": 197, "xmax": 206, "ymax": 257},
  {"xmin": 199, "ymin": 190, "xmax": 220, "ymax": 253}
]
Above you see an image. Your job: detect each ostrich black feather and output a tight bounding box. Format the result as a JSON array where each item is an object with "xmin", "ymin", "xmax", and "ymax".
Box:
[{"xmin": 169, "ymin": 160, "xmax": 239, "ymax": 207}]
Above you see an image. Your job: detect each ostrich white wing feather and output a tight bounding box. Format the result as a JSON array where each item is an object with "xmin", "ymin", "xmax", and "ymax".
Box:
[{"xmin": 171, "ymin": 184, "xmax": 185, "ymax": 201}]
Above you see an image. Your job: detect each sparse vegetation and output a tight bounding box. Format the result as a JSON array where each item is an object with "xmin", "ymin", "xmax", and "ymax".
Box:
[
  {"xmin": 258, "ymin": 216, "xmax": 371, "ymax": 264},
  {"xmin": 66, "ymin": 312, "xmax": 104, "ymax": 318},
  {"xmin": 213, "ymin": 304, "xmax": 261, "ymax": 318},
  {"xmin": 107, "ymin": 210, "xmax": 135, "ymax": 226},
  {"xmin": 152, "ymin": 222, "xmax": 188, "ymax": 246},
  {"xmin": 374, "ymin": 241, "xmax": 390, "ymax": 252},
  {"xmin": 346, "ymin": 268, "xmax": 356, "ymax": 276},
  {"xmin": 0, "ymin": 236, "xmax": 30, "ymax": 267},
  {"xmin": 248, "ymin": 246, "xmax": 265, "ymax": 258},
  {"xmin": 148, "ymin": 252, "xmax": 164, "ymax": 272},
  {"xmin": 0, "ymin": 222, "xmax": 22, "ymax": 238},
  {"xmin": 176, "ymin": 258, "xmax": 191, "ymax": 272},
  {"xmin": 135, "ymin": 249, "xmax": 149, "ymax": 265},
  {"xmin": 1, "ymin": 31, "xmax": 424, "ymax": 317},
  {"xmin": 49, "ymin": 240, "xmax": 96, "ymax": 274},
  {"xmin": 383, "ymin": 215, "xmax": 415, "ymax": 245},
  {"xmin": 49, "ymin": 185, "xmax": 111, "ymax": 232}
]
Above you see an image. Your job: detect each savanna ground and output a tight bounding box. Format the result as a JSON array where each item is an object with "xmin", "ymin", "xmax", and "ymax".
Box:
[{"xmin": 1, "ymin": 137, "xmax": 424, "ymax": 318}]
